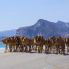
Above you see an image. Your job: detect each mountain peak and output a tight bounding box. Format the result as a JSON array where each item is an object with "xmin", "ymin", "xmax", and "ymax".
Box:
[
  {"xmin": 34, "ymin": 19, "xmax": 51, "ymax": 27},
  {"xmin": 37, "ymin": 19, "xmax": 49, "ymax": 23}
]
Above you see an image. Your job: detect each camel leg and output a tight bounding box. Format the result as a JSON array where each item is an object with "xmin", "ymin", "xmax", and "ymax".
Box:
[
  {"xmin": 5, "ymin": 45, "xmax": 8, "ymax": 53},
  {"xmin": 20, "ymin": 45, "xmax": 24, "ymax": 52},
  {"xmin": 56, "ymin": 46, "xmax": 58, "ymax": 54},
  {"xmin": 15, "ymin": 45, "xmax": 20, "ymax": 52},
  {"xmin": 29, "ymin": 45, "xmax": 31, "ymax": 53},
  {"xmin": 48, "ymin": 46, "xmax": 51, "ymax": 54},
  {"xmin": 38, "ymin": 46, "xmax": 40, "ymax": 53},
  {"xmin": 13, "ymin": 45, "xmax": 17, "ymax": 52},
  {"xmin": 9, "ymin": 45, "xmax": 12, "ymax": 52},
  {"xmin": 45, "ymin": 45, "xmax": 48, "ymax": 53},
  {"xmin": 67, "ymin": 46, "xmax": 69, "ymax": 54},
  {"xmin": 46, "ymin": 46, "xmax": 49, "ymax": 54},
  {"xmin": 25, "ymin": 46, "xmax": 28, "ymax": 52},
  {"xmin": 62, "ymin": 46, "xmax": 65, "ymax": 55},
  {"xmin": 40, "ymin": 46, "xmax": 42, "ymax": 53},
  {"xmin": 35, "ymin": 45, "xmax": 38, "ymax": 53},
  {"xmin": 15, "ymin": 46, "xmax": 17, "ymax": 52},
  {"xmin": 13, "ymin": 46, "xmax": 15, "ymax": 52},
  {"xmin": 47, "ymin": 46, "xmax": 50, "ymax": 54},
  {"xmin": 38, "ymin": 46, "xmax": 43, "ymax": 53},
  {"xmin": 40, "ymin": 46, "xmax": 43, "ymax": 53},
  {"xmin": 35, "ymin": 45, "xmax": 38, "ymax": 52}
]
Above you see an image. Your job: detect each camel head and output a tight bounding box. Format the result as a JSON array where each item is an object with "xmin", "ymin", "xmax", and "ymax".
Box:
[{"xmin": 33, "ymin": 35, "xmax": 45, "ymax": 45}]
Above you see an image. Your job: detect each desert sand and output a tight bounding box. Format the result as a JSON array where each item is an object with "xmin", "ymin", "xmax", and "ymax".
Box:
[{"xmin": 0, "ymin": 52, "xmax": 69, "ymax": 69}]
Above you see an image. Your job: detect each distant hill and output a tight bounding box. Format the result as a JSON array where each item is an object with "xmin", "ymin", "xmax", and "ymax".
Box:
[{"xmin": 16, "ymin": 19, "xmax": 69, "ymax": 38}]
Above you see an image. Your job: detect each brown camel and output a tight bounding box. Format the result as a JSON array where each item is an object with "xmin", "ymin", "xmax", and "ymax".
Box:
[
  {"xmin": 2, "ymin": 37, "xmax": 13, "ymax": 52},
  {"xmin": 45, "ymin": 38, "xmax": 53, "ymax": 54},
  {"xmin": 33, "ymin": 36, "xmax": 45, "ymax": 53},
  {"xmin": 20, "ymin": 37, "xmax": 33, "ymax": 52},
  {"xmin": 44, "ymin": 39, "xmax": 50, "ymax": 54},
  {"xmin": 55, "ymin": 37, "xmax": 65, "ymax": 55},
  {"xmin": 47, "ymin": 36, "xmax": 57, "ymax": 54}
]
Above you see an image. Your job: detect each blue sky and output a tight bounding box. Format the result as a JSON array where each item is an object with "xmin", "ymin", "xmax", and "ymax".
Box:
[{"xmin": 0, "ymin": 0, "xmax": 69, "ymax": 31}]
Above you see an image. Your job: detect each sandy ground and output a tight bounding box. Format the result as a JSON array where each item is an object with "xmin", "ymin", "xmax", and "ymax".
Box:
[
  {"xmin": 0, "ymin": 48, "xmax": 69, "ymax": 69},
  {"xmin": 0, "ymin": 49, "xmax": 69, "ymax": 69}
]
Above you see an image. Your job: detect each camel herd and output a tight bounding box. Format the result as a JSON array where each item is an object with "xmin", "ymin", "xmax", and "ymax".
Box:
[{"xmin": 2, "ymin": 36, "xmax": 69, "ymax": 55}]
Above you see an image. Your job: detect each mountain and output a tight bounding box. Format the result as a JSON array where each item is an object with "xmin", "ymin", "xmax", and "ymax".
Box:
[
  {"xmin": 0, "ymin": 30, "xmax": 16, "ymax": 41},
  {"xmin": 16, "ymin": 19, "xmax": 69, "ymax": 38},
  {"xmin": 0, "ymin": 19, "xmax": 69, "ymax": 40}
]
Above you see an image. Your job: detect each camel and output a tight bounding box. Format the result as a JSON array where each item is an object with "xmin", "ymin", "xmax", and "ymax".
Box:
[
  {"xmin": 2, "ymin": 38, "xmax": 9, "ymax": 52},
  {"xmin": 44, "ymin": 39, "xmax": 50, "ymax": 54},
  {"xmin": 20, "ymin": 36, "xmax": 33, "ymax": 52},
  {"xmin": 2, "ymin": 36, "xmax": 33, "ymax": 53},
  {"xmin": 55, "ymin": 37, "xmax": 65, "ymax": 55},
  {"xmin": 48, "ymin": 36, "xmax": 57, "ymax": 54},
  {"xmin": 2, "ymin": 36, "xmax": 20, "ymax": 52},
  {"xmin": 33, "ymin": 36, "xmax": 45, "ymax": 53},
  {"xmin": 14, "ymin": 36, "xmax": 22, "ymax": 52},
  {"xmin": 45, "ymin": 36, "xmax": 65, "ymax": 55},
  {"xmin": 44, "ymin": 38, "xmax": 53, "ymax": 54},
  {"xmin": 2, "ymin": 35, "xmax": 66, "ymax": 55},
  {"xmin": 65, "ymin": 37, "xmax": 69, "ymax": 54},
  {"xmin": 2, "ymin": 37, "xmax": 13, "ymax": 52}
]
